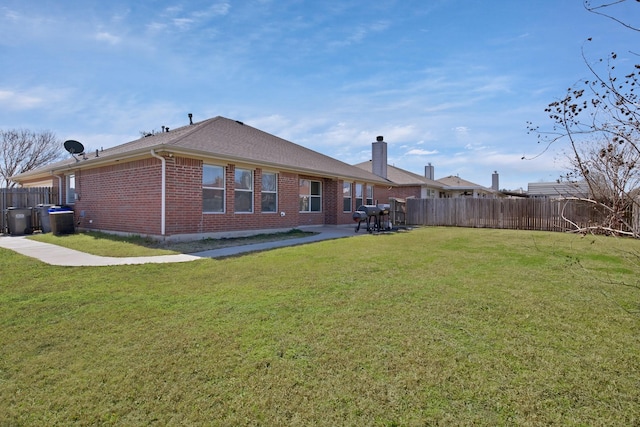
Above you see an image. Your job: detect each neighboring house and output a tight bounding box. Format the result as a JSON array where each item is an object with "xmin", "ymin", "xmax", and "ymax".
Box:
[
  {"xmin": 11, "ymin": 116, "xmax": 391, "ymax": 240},
  {"xmin": 527, "ymin": 181, "xmax": 590, "ymax": 198},
  {"xmin": 354, "ymin": 161, "xmax": 444, "ymax": 200},
  {"xmin": 436, "ymin": 174, "xmax": 501, "ymax": 198},
  {"xmin": 355, "ymin": 136, "xmax": 501, "ymax": 199}
]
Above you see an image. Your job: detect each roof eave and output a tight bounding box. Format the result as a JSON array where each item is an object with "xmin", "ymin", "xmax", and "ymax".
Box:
[
  {"xmin": 160, "ymin": 147, "xmax": 389, "ymax": 184},
  {"xmin": 9, "ymin": 144, "xmax": 172, "ymax": 182},
  {"xmin": 12, "ymin": 144, "xmax": 391, "ymax": 186}
]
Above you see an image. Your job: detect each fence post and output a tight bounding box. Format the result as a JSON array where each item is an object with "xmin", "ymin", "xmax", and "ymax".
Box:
[{"xmin": 633, "ymin": 197, "xmax": 640, "ymax": 237}]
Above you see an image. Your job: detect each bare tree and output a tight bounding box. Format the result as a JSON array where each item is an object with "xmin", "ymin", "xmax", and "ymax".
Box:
[
  {"xmin": 584, "ymin": 0, "xmax": 640, "ymax": 33},
  {"xmin": 562, "ymin": 136, "xmax": 640, "ymax": 234},
  {"xmin": 527, "ymin": 0, "xmax": 640, "ymax": 235},
  {"xmin": 0, "ymin": 129, "xmax": 64, "ymax": 188}
]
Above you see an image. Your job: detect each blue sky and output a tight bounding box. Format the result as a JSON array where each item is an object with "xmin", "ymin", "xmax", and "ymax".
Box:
[{"xmin": 1, "ymin": 1, "xmax": 638, "ymax": 190}]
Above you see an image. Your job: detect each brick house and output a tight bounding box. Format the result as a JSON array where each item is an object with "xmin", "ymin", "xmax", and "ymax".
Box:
[
  {"xmin": 355, "ymin": 161, "xmax": 445, "ymax": 200},
  {"xmin": 11, "ymin": 116, "xmax": 391, "ymax": 240},
  {"xmin": 355, "ymin": 136, "xmax": 501, "ymax": 199}
]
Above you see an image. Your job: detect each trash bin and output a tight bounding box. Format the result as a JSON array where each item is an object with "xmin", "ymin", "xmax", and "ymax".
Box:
[
  {"xmin": 49, "ymin": 207, "xmax": 75, "ymax": 235},
  {"xmin": 36, "ymin": 204, "xmax": 55, "ymax": 233},
  {"xmin": 6, "ymin": 207, "xmax": 33, "ymax": 236}
]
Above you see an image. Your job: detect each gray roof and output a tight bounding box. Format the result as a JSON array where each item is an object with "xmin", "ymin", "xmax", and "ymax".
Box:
[
  {"xmin": 353, "ymin": 161, "xmax": 444, "ymax": 188},
  {"xmin": 437, "ymin": 175, "xmax": 494, "ymax": 192},
  {"xmin": 13, "ymin": 116, "xmax": 390, "ymax": 184},
  {"xmin": 527, "ymin": 181, "xmax": 589, "ymax": 197}
]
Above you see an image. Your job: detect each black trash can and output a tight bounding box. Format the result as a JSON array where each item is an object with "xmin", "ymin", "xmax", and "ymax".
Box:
[
  {"xmin": 7, "ymin": 207, "xmax": 33, "ymax": 236},
  {"xmin": 49, "ymin": 207, "xmax": 75, "ymax": 235},
  {"xmin": 36, "ymin": 204, "xmax": 55, "ymax": 233}
]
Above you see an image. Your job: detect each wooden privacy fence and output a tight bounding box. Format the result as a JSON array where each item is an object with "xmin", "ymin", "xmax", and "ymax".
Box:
[
  {"xmin": 1, "ymin": 187, "xmax": 58, "ymax": 233},
  {"xmin": 405, "ymin": 198, "xmax": 638, "ymax": 234}
]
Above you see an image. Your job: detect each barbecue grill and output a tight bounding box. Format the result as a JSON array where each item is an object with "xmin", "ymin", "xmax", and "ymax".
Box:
[{"xmin": 353, "ymin": 204, "xmax": 391, "ymax": 233}]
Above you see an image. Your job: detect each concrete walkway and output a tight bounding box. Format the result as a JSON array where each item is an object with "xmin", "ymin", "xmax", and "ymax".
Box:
[{"xmin": 0, "ymin": 225, "xmax": 362, "ymax": 266}]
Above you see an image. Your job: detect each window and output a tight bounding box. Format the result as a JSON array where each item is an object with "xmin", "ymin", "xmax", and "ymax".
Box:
[
  {"xmin": 366, "ymin": 185, "xmax": 374, "ymax": 205},
  {"xmin": 234, "ymin": 168, "xmax": 253, "ymax": 213},
  {"xmin": 261, "ymin": 172, "xmax": 277, "ymax": 213},
  {"xmin": 203, "ymin": 164, "xmax": 225, "ymax": 213},
  {"xmin": 343, "ymin": 182, "xmax": 352, "ymax": 212},
  {"xmin": 299, "ymin": 179, "xmax": 321, "ymax": 212},
  {"xmin": 65, "ymin": 174, "xmax": 75, "ymax": 204},
  {"xmin": 355, "ymin": 183, "xmax": 363, "ymax": 207}
]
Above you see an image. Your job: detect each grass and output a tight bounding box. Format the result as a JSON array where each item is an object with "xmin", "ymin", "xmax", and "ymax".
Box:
[
  {"xmin": 1, "ymin": 227, "xmax": 639, "ymax": 425},
  {"xmin": 27, "ymin": 229, "xmax": 316, "ymax": 257}
]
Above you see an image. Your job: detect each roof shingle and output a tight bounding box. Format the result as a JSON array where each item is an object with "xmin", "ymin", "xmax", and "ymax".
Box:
[{"xmin": 13, "ymin": 116, "xmax": 390, "ymax": 184}]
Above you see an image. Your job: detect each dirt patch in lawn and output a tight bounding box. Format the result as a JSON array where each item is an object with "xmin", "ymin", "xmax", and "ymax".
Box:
[{"xmin": 133, "ymin": 229, "xmax": 318, "ymax": 253}]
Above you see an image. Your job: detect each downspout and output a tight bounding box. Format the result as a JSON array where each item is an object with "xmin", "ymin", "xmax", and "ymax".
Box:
[{"xmin": 150, "ymin": 150, "xmax": 166, "ymax": 236}]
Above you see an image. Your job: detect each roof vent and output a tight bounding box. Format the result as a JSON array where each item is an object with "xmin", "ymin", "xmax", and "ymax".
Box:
[
  {"xmin": 166, "ymin": 127, "xmax": 170, "ymax": 132},
  {"xmin": 188, "ymin": 113, "xmax": 193, "ymax": 125},
  {"xmin": 236, "ymin": 120, "xmax": 244, "ymax": 125}
]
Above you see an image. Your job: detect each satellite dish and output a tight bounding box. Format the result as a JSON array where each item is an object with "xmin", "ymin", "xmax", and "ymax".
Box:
[
  {"xmin": 64, "ymin": 140, "xmax": 85, "ymax": 155},
  {"xmin": 64, "ymin": 140, "xmax": 85, "ymax": 162}
]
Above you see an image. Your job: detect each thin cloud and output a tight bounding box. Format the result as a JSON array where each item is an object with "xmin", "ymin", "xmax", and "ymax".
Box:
[
  {"xmin": 153, "ymin": 2, "xmax": 230, "ymax": 33},
  {"xmin": 0, "ymin": 89, "xmax": 43, "ymax": 110},
  {"xmin": 454, "ymin": 126, "xmax": 469, "ymax": 135},
  {"xmin": 172, "ymin": 18, "xmax": 195, "ymax": 30},
  {"xmin": 465, "ymin": 143, "xmax": 487, "ymax": 151},
  {"xmin": 194, "ymin": 2, "xmax": 231, "ymax": 18},
  {"xmin": 164, "ymin": 6, "xmax": 183, "ymax": 15},
  {"xmin": 95, "ymin": 31, "xmax": 121, "ymax": 45},
  {"xmin": 329, "ymin": 20, "xmax": 390, "ymax": 47},
  {"xmin": 146, "ymin": 22, "xmax": 167, "ymax": 32},
  {"xmin": 406, "ymin": 148, "xmax": 439, "ymax": 156},
  {"xmin": 2, "ymin": 7, "xmax": 20, "ymax": 21}
]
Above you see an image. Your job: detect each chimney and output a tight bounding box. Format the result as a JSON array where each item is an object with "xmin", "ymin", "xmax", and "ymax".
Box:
[
  {"xmin": 492, "ymin": 171, "xmax": 499, "ymax": 191},
  {"xmin": 425, "ymin": 163, "xmax": 434, "ymax": 180},
  {"xmin": 372, "ymin": 135, "xmax": 387, "ymax": 179},
  {"xmin": 188, "ymin": 113, "xmax": 193, "ymax": 125}
]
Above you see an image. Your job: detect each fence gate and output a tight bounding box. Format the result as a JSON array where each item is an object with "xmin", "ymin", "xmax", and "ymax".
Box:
[
  {"xmin": 1, "ymin": 187, "xmax": 57, "ymax": 234},
  {"xmin": 389, "ymin": 198, "xmax": 406, "ymax": 226}
]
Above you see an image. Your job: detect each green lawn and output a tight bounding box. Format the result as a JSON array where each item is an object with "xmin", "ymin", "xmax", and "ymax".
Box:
[{"xmin": 1, "ymin": 227, "xmax": 639, "ymax": 426}]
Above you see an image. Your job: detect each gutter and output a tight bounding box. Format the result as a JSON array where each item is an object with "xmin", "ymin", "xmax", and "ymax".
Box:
[{"xmin": 150, "ymin": 149, "xmax": 166, "ymax": 236}]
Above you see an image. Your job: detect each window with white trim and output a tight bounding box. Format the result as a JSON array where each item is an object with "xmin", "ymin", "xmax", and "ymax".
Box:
[
  {"xmin": 234, "ymin": 168, "xmax": 253, "ymax": 213},
  {"xmin": 343, "ymin": 182, "xmax": 352, "ymax": 212},
  {"xmin": 261, "ymin": 172, "xmax": 277, "ymax": 213},
  {"xmin": 203, "ymin": 164, "xmax": 225, "ymax": 213},
  {"xmin": 355, "ymin": 183, "xmax": 363, "ymax": 207},
  {"xmin": 65, "ymin": 174, "xmax": 76, "ymax": 204},
  {"xmin": 366, "ymin": 185, "xmax": 374, "ymax": 205},
  {"xmin": 299, "ymin": 179, "xmax": 321, "ymax": 212}
]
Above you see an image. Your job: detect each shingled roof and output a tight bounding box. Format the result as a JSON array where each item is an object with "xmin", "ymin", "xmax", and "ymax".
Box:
[
  {"xmin": 353, "ymin": 161, "xmax": 444, "ymax": 188},
  {"xmin": 436, "ymin": 175, "xmax": 491, "ymax": 190},
  {"xmin": 12, "ymin": 116, "xmax": 390, "ymax": 184}
]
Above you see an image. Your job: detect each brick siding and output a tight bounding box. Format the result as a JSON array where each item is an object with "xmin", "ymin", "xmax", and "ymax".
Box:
[
  {"xmin": 74, "ymin": 159, "xmax": 162, "ymax": 235},
  {"xmin": 69, "ymin": 154, "xmax": 383, "ymax": 238}
]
